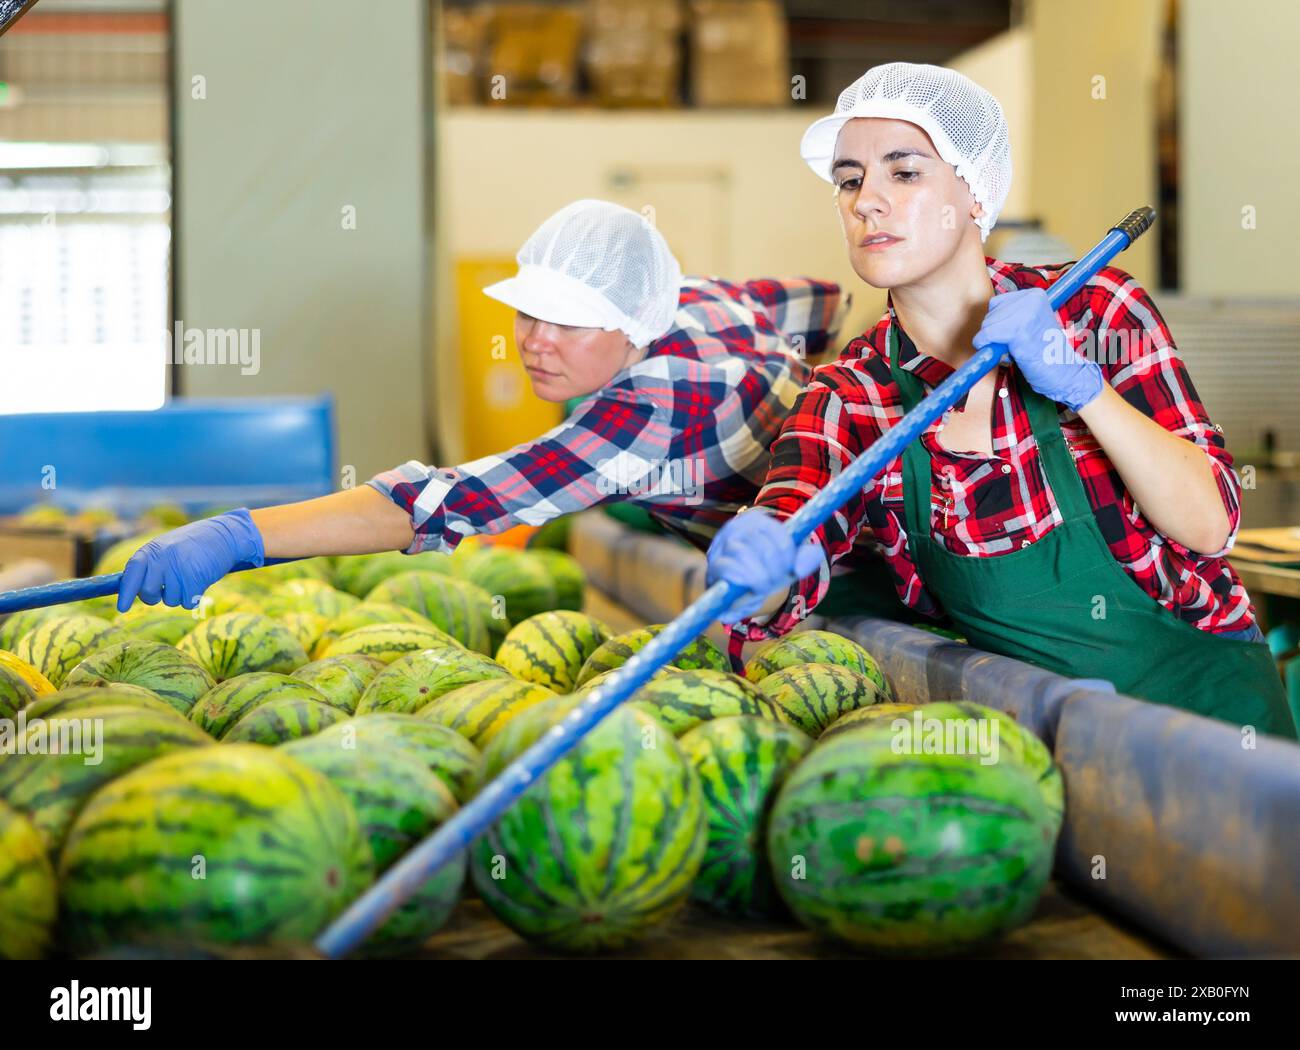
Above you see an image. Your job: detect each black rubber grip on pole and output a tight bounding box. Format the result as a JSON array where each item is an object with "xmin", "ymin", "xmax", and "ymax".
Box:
[{"xmin": 1111, "ymin": 206, "xmax": 1156, "ymax": 244}]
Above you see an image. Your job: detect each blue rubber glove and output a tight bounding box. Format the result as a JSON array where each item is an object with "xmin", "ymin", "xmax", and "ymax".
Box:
[
  {"xmin": 116, "ymin": 509, "xmax": 265, "ymax": 613},
  {"xmin": 705, "ymin": 509, "xmax": 825, "ymax": 625},
  {"xmin": 972, "ymin": 287, "xmax": 1104, "ymax": 413}
]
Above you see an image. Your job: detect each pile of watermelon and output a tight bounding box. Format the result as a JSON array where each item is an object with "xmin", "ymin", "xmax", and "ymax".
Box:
[{"xmin": 0, "ymin": 534, "xmax": 1064, "ymax": 959}]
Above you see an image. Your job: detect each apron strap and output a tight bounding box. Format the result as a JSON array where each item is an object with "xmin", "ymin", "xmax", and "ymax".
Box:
[{"xmin": 886, "ymin": 321, "xmax": 1098, "ymax": 535}]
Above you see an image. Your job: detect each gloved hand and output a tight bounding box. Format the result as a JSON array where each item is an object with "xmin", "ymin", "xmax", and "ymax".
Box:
[
  {"xmin": 116, "ymin": 509, "xmax": 265, "ymax": 613},
  {"xmin": 705, "ymin": 509, "xmax": 825, "ymax": 625},
  {"xmin": 972, "ymin": 287, "xmax": 1104, "ymax": 413}
]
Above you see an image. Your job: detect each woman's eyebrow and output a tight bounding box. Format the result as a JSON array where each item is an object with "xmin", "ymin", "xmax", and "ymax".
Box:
[{"xmin": 881, "ymin": 147, "xmax": 933, "ymax": 162}]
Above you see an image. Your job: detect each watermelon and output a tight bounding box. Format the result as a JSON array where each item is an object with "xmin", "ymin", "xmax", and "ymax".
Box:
[
  {"xmin": 0, "ymin": 649, "xmax": 55, "ymax": 697},
  {"xmin": 471, "ymin": 698, "xmax": 706, "ymax": 952},
  {"xmin": 417, "ymin": 678, "xmax": 557, "ymax": 749},
  {"xmin": 755, "ymin": 664, "xmax": 888, "ymax": 737},
  {"xmin": 355, "ymin": 646, "xmax": 512, "ymax": 716},
  {"xmin": 259, "ymin": 578, "xmax": 359, "ymax": 620},
  {"xmin": 317, "ymin": 622, "xmax": 461, "ymax": 665},
  {"xmin": 0, "ymin": 608, "xmax": 64, "ymax": 652},
  {"xmin": 223, "ymin": 696, "xmax": 348, "ymax": 745},
  {"xmin": 15, "ymin": 615, "xmax": 130, "ymax": 688},
  {"xmin": 495, "ymin": 610, "xmax": 611, "ymax": 693},
  {"xmin": 24, "ymin": 684, "xmax": 184, "ymax": 722},
  {"xmin": 574, "ymin": 624, "xmax": 728, "ymax": 688},
  {"xmin": 58, "ymin": 745, "xmax": 372, "ymax": 951},
  {"xmin": 820, "ymin": 702, "xmax": 918, "ymax": 740},
  {"xmin": 528, "ymin": 548, "xmax": 585, "ymax": 611},
  {"xmin": 0, "ymin": 663, "xmax": 45, "ymax": 721},
  {"xmin": 0, "ymin": 801, "xmax": 57, "ymax": 959},
  {"xmin": 290, "ymin": 654, "xmax": 387, "ymax": 715},
  {"xmin": 332, "ymin": 550, "xmax": 454, "ymax": 598},
  {"xmin": 280, "ymin": 612, "xmax": 330, "ymax": 654},
  {"xmin": 188, "ymin": 672, "xmax": 338, "ymax": 739},
  {"xmin": 63, "ymin": 639, "xmax": 215, "ymax": 715},
  {"xmin": 237, "ymin": 559, "xmax": 334, "ymax": 588},
  {"xmin": 906, "ymin": 702, "xmax": 1064, "ymax": 827},
  {"xmin": 114, "ymin": 603, "xmax": 201, "ymax": 645},
  {"xmin": 177, "ymin": 612, "xmax": 309, "ymax": 681},
  {"xmin": 311, "ymin": 602, "xmax": 435, "ymax": 658},
  {"xmin": 92, "ymin": 531, "xmax": 165, "ymax": 576},
  {"xmin": 279, "ymin": 738, "xmax": 464, "ymax": 955},
  {"xmin": 630, "ymin": 668, "xmax": 782, "ymax": 737},
  {"xmin": 745, "ymin": 630, "xmax": 888, "ymax": 696},
  {"xmin": 455, "ymin": 548, "xmax": 558, "ymax": 626},
  {"xmin": 193, "ymin": 584, "xmax": 264, "ymax": 618},
  {"xmin": 67, "ymin": 595, "xmax": 119, "ymax": 620},
  {"xmin": 679, "ymin": 716, "xmax": 813, "ymax": 917},
  {"xmin": 368, "ymin": 572, "xmax": 495, "ymax": 655},
  {"xmin": 0, "ymin": 705, "xmax": 213, "ymax": 854},
  {"xmin": 767, "ymin": 726, "xmax": 1057, "ymax": 955},
  {"xmin": 309, "ymin": 714, "xmax": 482, "ymax": 804}
]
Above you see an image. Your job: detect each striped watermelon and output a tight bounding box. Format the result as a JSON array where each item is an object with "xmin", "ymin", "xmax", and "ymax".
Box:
[
  {"xmin": 907, "ymin": 702, "xmax": 1064, "ymax": 828},
  {"xmin": 679, "ymin": 716, "xmax": 813, "ymax": 917},
  {"xmin": 0, "ymin": 705, "xmax": 213, "ymax": 854},
  {"xmin": 308, "ymin": 713, "xmax": 482, "ymax": 804},
  {"xmin": 15, "ymin": 615, "xmax": 130, "ymax": 688},
  {"xmin": 58, "ymin": 745, "xmax": 372, "ymax": 951},
  {"xmin": 495, "ymin": 610, "xmax": 611, "ymax": 693},
  {"xmin": 745, "ymin": 630, "xmax": 888, "ymax": 696},
  {"xmin": 417, "ymin": 678, "xmax": 557, "ymax": 748},
  {"xmin": 455, "ymin": 548, "xmax": 558, "ymax": 626},
  {"xmin": 259, "ymin": 579, "xmax": 359, "ymax": 620},
  {"xmin": 237, "ymin": 558, "xmax": 334, "ymax": 589},
  {"xmin": 355, "ymin": 646, "xmax": 512, "ymax": 716},
  {"xmin": 767, "ymin": 726, "xmax": 1056, "ymax": 955},
  {"xmin": 368, "ymin": 571, "xmax": 495, "ymax": 655},
  {"xmin": 332, "ymin": 550, "xmax": 454, "ymax": 598},
  {"xmin": 0, "ymin": 801, "xmax": 58, "ymax": 959},
  {"xmin": 92, "ymin": 530, "xmax": 165, "ymax": 576},
  {"xmin": 68, "ymin": 595, "xmax": 119, "ymax": 620},
  {"xmin": 528, "ymin": 548, "xmax": 585, "ymax": 611},
  {"xmin": 755, "ymin": 664, "xmax": 888, "ymax": 737},
  {"xmin": 194, "ymin": 583, "xmax": 265, "ymax": 617},
  {"xmin": 290, "ymin": 654, "xmax": 387, "ymax": 715},
  {"xmin": 311, "ymin": 603, "xmax": 435, "ymax": 659},
  {"xmin": 574, "ymin": 624, "xmax": 727, "ymax": 688},
  {"xmin": 188, "ymin": 672, "xmax": 338, "ymax": 739},
  {"xmin": 114, "ymin": 604, "xmax": 200, "ymax": 645},
  {"xmin": 317, "ymin": 622, "xmax": 461, "ymax": 665},
  {"xmin": 0, "ymin": 649, "xmax": 55, "ymax": 697},
  {"xmin": 630, "ymin": 668, "xmax": 782, "ymax": 737},
  {"xmin": 24, "ymin": 684, "xmax": 183, "ymax": 721},
  {"xmin": 280, "ymin": 612, "xmax": 330, "ymax": 655},
  {"xmin": 0, "ymin": 663, "xmax": 46, "ymax": 721},
  {"xmin": 63, "ymin": 639, "xmax": 215, "ymax": 716},
  {"xmin": 471, "ymin": 698, "xmax": 706, "ymax": 952},
  {"xmin": 279, "ymin": 738, "xmax": 463, "ymax": 955},
  {"xmin": 820, "ymin": 702, "xmax": 918, "ymax": 740},
  {"xmin": 177, "ymin": 613, "xmax": 309, "ymax": 681},
  {"xmin": 223, "ymin": 696, "xmax": 348, "ymax": 745},
  {"xmin": 0, "ymin": 608, "xmax": 64, "ymax": 653}
]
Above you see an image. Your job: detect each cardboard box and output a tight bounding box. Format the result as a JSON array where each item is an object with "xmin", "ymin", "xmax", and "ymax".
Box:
[
  {"xmin": 585, "ymin": 0, "xmax": 683, "ymax": 107},
  {"xmin": 485, "ymin": 4, "xmax": 585, "ymax": 106},
  {"xmin": 689, "ymin": 0, "xmax": 789, "ymax": 107}
]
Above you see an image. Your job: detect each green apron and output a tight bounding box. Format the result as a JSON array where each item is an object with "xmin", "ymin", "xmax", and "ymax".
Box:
[{"xmin": 888, "ymin": 330, "xmax": 1296, "ymax": 739}]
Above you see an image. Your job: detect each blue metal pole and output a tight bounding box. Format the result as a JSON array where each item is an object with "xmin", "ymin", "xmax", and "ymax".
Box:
[{"xmin": 316, "ymin": 207, "xmax": 1155, "ymax": 958}]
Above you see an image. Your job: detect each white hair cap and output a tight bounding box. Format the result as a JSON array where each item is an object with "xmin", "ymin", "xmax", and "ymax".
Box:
[
  {"xmin": 800, "ymin": 62, "xmax": 1012, "ymax": 242},
  {"xmin": 483, "ymin": 199, "xmax": 684, "ymax": 348}
]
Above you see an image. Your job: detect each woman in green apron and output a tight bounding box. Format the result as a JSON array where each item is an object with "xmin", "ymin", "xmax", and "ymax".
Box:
[{"xmin": 706, "ymin": 62, "xmax": 1295, "ymax": 738}]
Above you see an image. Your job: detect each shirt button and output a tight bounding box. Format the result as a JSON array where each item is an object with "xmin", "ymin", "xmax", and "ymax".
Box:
[
  {"xmin": 998, "ymin": 388, "xmax": 1009, "ymax": 398},
  {"xmin": 1000, "ymin": 463, "xmax": 1012, "ymax": 475},
  {"xmin": 1021, "ymin": 539, "xmax": 1030, "ymax": 548}
]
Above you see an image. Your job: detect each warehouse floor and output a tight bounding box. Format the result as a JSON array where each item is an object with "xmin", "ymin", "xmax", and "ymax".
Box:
[{"xmin": 408, "ymin": 583, "xmax": 1177, "ymax": 961}]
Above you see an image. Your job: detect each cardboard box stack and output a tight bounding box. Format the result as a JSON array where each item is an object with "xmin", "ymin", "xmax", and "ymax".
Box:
[
  {"xmin": 584, "ymin": 0, "xmax": 684, "ymax": 108},
  {"xmin": 689, "ymin": 0, "xmax": 789, "ymax": 107}
]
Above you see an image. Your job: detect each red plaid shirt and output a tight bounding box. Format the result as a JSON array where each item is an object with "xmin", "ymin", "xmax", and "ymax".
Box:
[{"xmin": 739, "ymin": 257, "xmax": 1253, "ymax": 644}]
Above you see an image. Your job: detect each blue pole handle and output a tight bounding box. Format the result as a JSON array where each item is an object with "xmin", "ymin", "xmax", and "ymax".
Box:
[
  {"xmin": 314, "ymin": 207, "xmax": 1153, "ymax": 957},
  {"xmin": 0, "ymin": 557, "xmax": 298, "ymax": 616}
]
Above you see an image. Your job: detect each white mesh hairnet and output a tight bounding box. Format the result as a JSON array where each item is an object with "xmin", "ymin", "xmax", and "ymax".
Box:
[
  {"xmin": 483, "ymin": 199, "xmax": 684, "ymax": 348},
  {"xmin": 801, "ymin": 62, "xmax": 1012, "ymax": 242}
]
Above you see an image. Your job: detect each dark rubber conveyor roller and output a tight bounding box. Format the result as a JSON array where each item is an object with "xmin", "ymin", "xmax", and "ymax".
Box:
[{"xmin": 571, "ymin": 509, "xmax": 1300, "ymax": 958}]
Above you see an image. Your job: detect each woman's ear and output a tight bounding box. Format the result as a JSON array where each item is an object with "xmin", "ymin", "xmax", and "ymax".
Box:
[{"xmin": 971, "ymin": 201, "xmax": 986, "ymax": 221}]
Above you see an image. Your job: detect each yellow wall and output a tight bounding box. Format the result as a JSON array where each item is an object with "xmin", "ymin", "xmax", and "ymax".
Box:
[
  {"xmin": 1181, "ymin": 0, "xmax": 1300, "ymax": 296},
  {"xmin": 1025, "ymin": 0, "xmax": 1163, "ymax": 289}
]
